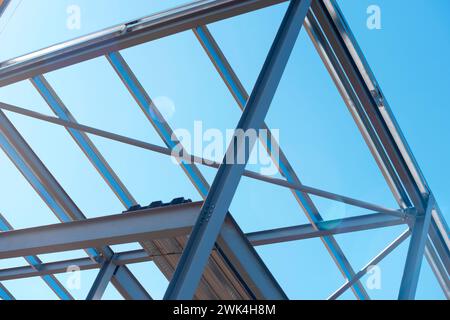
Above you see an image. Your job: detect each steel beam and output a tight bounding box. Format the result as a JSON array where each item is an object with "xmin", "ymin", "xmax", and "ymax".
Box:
[
  {"xmin": 0, "ymin": 213, "xmax": 73, "ymax": 300},
  {"xmin": 86, "ymin": 257, "xmax": 118, "ymax": 300},
  {"xmin": 0, "ymin": 202, "xmax": 201, "ymax": 259},
  {"xmin": 425, "ymin": 240, "xmax": 450, "ymax": 300},
  {"xmin": 0, "ymin": 202, "xmax": 286, "ymax": 299},
  {"xmin": 0, "ymin": 203, "xmax": 407, "ymax": 260},
  {"xmin": 0, "ymin": 211, "xmax": 407, "ymax": 285},
  {"xmin": 306, "ymin": 0, "xmax": 449, "ymax": 299},
  {"xmin": 107, "ymin": 34, "xmax": 284, "ymax": 298},
  {"xmin": 0, "ymin": 0, "xmax": 291, "ymax": 87},
  {"xmin": 0, "ymin": 100, "xmax": 402, "ymax": 217},
  {"xmin": 29, "ymin": 76, "xmax": 214, "ymax": 299},
  {"xmin": 247, "ymin": 213, "xmax": 406, "ymax": 246},
  {"xmin": 427, "ymin": 207, "xmax": 450, "ymax": 293},
  {"xmin": 399, "ymin": 197, "xmax": 435, "ymax": 300},
  {"xmin": 164, "ymin": 0, "xmax": 312, "ymax": 300},
  {"xmin": 194, "ymin": 23, "xmax": 375, "ymax": 299},
  {"xmin": 111, "ymin": 265, "xmax": 152, "ymax": 300},
  {"xmin": 304, "ymin": 10, "xmax": 410, "ymax": 208},
  {"xmin": 429, "ymin": 215, "xmax": 450, "ymax": 276},
  {"xmin": 317, "ymin": 0, "xmax": 450, "ymax": 284},
  {"xmin": 32, "ymin": 61, "xmax": 284, "ymax": 299},
  {"xmin": 0, "ymin": 0, "xmax": 446, "ymax": 301},
  {"xmin": 0, "ymin": 110, "xmax": 151, "ymax": 300},
  {"xmin": 311, "ymin": 0, "xmax": 425, "ymax": 212},
  {"xmin": 323, "ymin": 0, "xmax": 429, "ymax": 197},
  {"xmin": 0, "ymin": 110, "xmax": 92, "ymax": 228},
  {"xmin": 30, "ymin": 74, "xmax": 189, "ymax": 298},
  {"xmin": 31, "ymin": 75, "xmax": 137, "ymax": 208},
  {"xmin": 0, "ymin": 258, "xmax": 102, "ymax": 282},
  {"xmin": 106, "ymin": 51, "xmax": 210, "ymax": 197},
  {"xmin": 0, "ymin": 0, "xmax": 434, "ymax": 215},
  {"xmin": 193, "ymin": 26, "xmax": 249, "ymax": 107},
  {"xmin": 0, "ymin": 0, "xmax": 11, "ymax": 18},
  {"xmin": 0, "ymin": 209, "xmax": 404, "ymax": 299},
  {"xmin": 0, "ymin": 250, "xmax": 154, "ymax": 282},
  {"xmin": 216, "ymin": 215, "xmax": 287, "ymax": 299},
  {"xmin": 0, "ymin": 284, "xmax": 14, "ymax": 300}
]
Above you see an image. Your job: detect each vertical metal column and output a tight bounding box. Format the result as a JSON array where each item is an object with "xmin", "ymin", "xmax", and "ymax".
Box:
[{"xmin": 399, "ymin": 196, "xmax": 435, "ymax": 300}]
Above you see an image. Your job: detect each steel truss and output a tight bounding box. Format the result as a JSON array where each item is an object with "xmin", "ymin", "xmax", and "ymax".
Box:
[{"xmin": 0, "ymin": 0, "xmax": 448, "ymax": 300}]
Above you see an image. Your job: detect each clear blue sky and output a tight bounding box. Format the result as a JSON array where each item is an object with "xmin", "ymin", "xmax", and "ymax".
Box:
[{"xmin": 0, "ymin": 0, "xmax": 448, "ymax": 300}]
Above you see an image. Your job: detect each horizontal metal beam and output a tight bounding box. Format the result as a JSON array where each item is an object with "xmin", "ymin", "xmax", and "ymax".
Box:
[
  {"xmin": 0, "ymin": 101, "xmax": 403, "ymax": 217},
  {"xmin": 0, "ymin": 202, "xmax": 202, "ymax": 259},
  {"xmin": 2, "ymin": 202, "xmax": 403, "ymax": 259},
  {"xmin": 0, "ymin": 250, "xmax": 154, "ymax": 282},
  {"xmin": 247, "ymin": 213, "xmax": 406, "ymax": 246},
  {"xmin": 0, "ymin": 200, "xmax": 286, "ymax": 298},
  {"xmin": 0, "ymin": 0, "xmax": 287, "ymax": 87},
  {"xmin": 0, "ymin": 205, "xmax": 406, "ymax": 298},
  {"xmin": 2, "ymin": 98, "xmax": 398, "ymax": 299},
  {"xmin": 0, "ymin": 252, "xmax": 162, "ymax": 301}
]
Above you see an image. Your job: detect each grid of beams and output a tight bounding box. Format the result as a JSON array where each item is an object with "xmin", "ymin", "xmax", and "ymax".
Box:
[{"xmin": 0, "ymin": 0, "xmax": 448, "ymax": 300}]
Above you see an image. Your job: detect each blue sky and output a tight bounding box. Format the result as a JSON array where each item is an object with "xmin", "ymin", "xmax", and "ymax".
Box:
[{"xmin": 0, "ymin": 0, "xmax": 448, "ymax": 300}]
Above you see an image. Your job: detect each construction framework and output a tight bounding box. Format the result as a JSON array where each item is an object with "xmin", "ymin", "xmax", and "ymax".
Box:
[{"xmin": 0, "ymin": 0, "xmax": 448, "ymax": 300}]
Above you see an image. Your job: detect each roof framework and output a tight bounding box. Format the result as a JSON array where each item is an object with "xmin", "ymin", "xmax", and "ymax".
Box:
[{"xmin": 0, "ymin": 0, "xmax": 448, "ymax": 300}]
